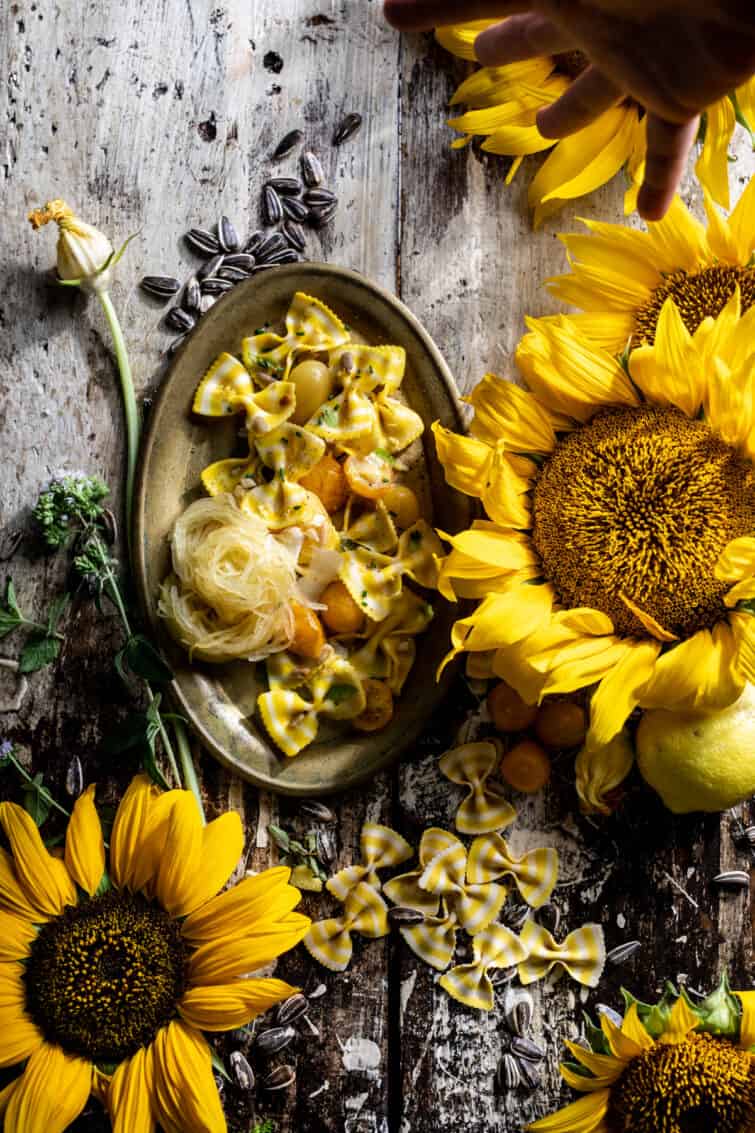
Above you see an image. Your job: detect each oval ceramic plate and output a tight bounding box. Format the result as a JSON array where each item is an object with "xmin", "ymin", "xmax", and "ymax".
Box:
[{"xmin": 133, "ymin": 263, "xmax": 471, "ymax": 796}]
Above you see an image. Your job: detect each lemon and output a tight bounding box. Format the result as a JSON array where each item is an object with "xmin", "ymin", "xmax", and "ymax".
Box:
[{"xmin": 636, "ymin": 683, "xmax": 755, "ymax": 813}]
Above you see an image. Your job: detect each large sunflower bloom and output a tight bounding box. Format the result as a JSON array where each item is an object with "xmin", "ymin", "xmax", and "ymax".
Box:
[
  {"xmin": 434, "ymin": 291, "xmax": 755, "ymax": 747},
  {"xmin": 0, "ymin": 774, "xmax": 309, "ymax": 1132},
  {"xmin": 529, "ymin": 979, "xmax": 755, "ymax": 1132},
  {"xmin": 537, "ymin": 180, "xmax": 755, "ymax": 354},
  {"xmin": 436, "ymin": 20, "xmax": 755, "ymax": 226}
]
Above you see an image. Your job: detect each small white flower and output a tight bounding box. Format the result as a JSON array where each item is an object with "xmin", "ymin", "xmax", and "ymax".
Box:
[{"xmin": 28, "ymin": 200, "xmax": 114, "ymax": 292}]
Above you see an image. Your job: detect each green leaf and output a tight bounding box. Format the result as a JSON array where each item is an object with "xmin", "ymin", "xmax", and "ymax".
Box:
[
  {"xmin": 0, "ymin": 610, "xmax": 22, "ymax": 639},
  {"xmin": 95, "ymin": 870, "xmax": 112, "ymax": 897},
  {"xmin": 325, "ymin": 683, "xmax": 357, "ymax": 706},
  {"xmin": 19, "ymin": 633, "xmax": 60, "ymax": 673},
  {"xmin": 46, "ymin": 593, "xmax": 70, "ymax": 634},
  {"xmin": 695, "ymin": 972, "xmax": 740, "ymax": 1038},
  {"xmin": 122, "ymin": 635, "xmax": 173, "ymax": 684},
  {"xmin": 23, "ymin": 772, "xmax": 51, "ymax": 827},
  {"xmin": 140, "ymin": 744, "xmax": 169, "ymax": 791},
  {"xmin": 210, "ymin": 1047, "xmax": 231, "ymax": 1083},
  {"xmin": 5, "ymin": 579, "xmax": 22, "ymax": 620},
  {"xmin": 582, "ymin": 1012, "xmax": 611, "ymax": 1055},
  {"xmin": 374, "ymin": 447, "xmax": 395, "ymax": 465},
  {"xmin": 268, "ymin": 824, "xmax": 291, "ymax": 853},
  {"xmin": 0, "ymin": 579, "xmax": 24, "ymax": 639}
]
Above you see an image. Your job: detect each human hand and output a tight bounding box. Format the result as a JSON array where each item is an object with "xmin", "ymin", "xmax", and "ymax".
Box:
[{"xmin": 383, "ymin": 1, "xmax": 755, "ymax": 220}]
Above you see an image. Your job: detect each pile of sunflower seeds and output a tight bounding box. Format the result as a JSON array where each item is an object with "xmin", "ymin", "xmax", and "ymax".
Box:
[
  {"xmin": 496, "ymin": 989, "xmax": 545, "ymax": 1095},
  {"xmin": 139, "ymin": 113, "xmax": 363, "ymax": 356}
]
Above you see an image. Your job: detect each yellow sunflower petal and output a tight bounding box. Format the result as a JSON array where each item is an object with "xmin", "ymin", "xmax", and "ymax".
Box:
[
  {"xmin": 432, "ymin": 424, "xmax": 491, "ymax": 496},
  {"xmin": 560, "ymin": 1062, "xmax": 621, "ymax": 1092},
  {"xmin": 187, "ymin": 914, "xmax": 310, "ymax": 984},
  {"xmin": 178, "ymin": 978, "xmax": 298, "ymax": 1032},
  {"xmin": 0, "ymin": 910, "xmax": 36, "ymax": 961},
  {"xmin": 64, "ymin": 784, "xmax": 105, "ymax": 897},
  {"xmin": 730, "ymin": 611, "xmax": 755, "ymax": 684},
  {"xmin": 537, "ymin": 311, "xmax": 635, "ymax": 355},
  {"xmin": 540, "ymin": 639, "xmax": 633, "ymax": 698},
  {"xmin": 109, "ymin": 773, "xmax": 164, "ymax": 892},
  {"xmin": 734, "ymin": 990, "xmax": 755, "ymax": 1049},
  {"xmin": 588, "ymin": 640, "xmax": 662, "ymax": 747},
  {"xmin": 620, "ymin": 1001, "xmax": 656, "ymax": 1050},
  {"xmin": 435, "ymin": 20, "xmax": 497, "ymax": 61},
  {"xmin": 482, "ymin": 448, "xmax": 533, "ymax": 529},
  {"xmin": 639, "ymin": 625, "xmax": 745, "ymax": 712},
  {"xmin": 602, "ymin": 1003, "xmax": 651, "ymax": 1059},
  {"xmin": 704, "ymin": 354, "xmax": 755, "ymax": 455},
  {"xmin": 0, "ymin": 803, "xmax": 75, "ymax": 916},
  {"xmin": 0, "ymin": 1076, "xmax": 20, "ymax": 1117},
  {"xmin": 0, "ymin": 964, "xmax": 44, "ymax": 1068},
  {"xmin": 715, "ymin": 536, "xmax": 755, "ymax": 582},
  {"xmin": 619, "ymin": 594, "xmax": 677, "ymax": 643},
  {"xmin": 451, "ymin": 583, "xmax": 555, "ymax": 656},
  {"xmin": 527, "ymin": 1089, "xmax": 610, "ymax": 1132},
  {"xmin": 0, "ymin": 851, "xmax": 44, "ymax": 921},
  {"xmin": 438, "ymin": 525, "xmax": 538, "ymax": 570},
  {"xmin": 644, "ymin": 194, "xmax": 713, "ymax": 273},
  {"xmin": 516, "ymin": 317, "xmax": 639, "ymax": 422},
  {"xmin": 466, "ymin": 373, "xmax": 560, "ymax": 454},
  {"xmin": 4, "ymin": 1042, "xmax": 91, "ymax": 1133},
  {"xmin": 728, "ymin": 166, "xmax": 755, "ymax": 264},
  {"xmin": 696, "ymin": 97, "xmax": 735, "ymax": 211},
  {"xmin": 108, "ymin": 1045, "xmax": 155, "ymax": 1133},
  {"xmin": 658, "ymin": 996, "xmax": 701, "ymax": 1044},
  {"xmin": 725, "ymin": 577, "xmax": 755, "ymax": 607},
  {"xmin": 153, "ymin": 793, "xmax": 203, "ymax": 918},
  {"xmin": 628, "ymin": 299, "xmax": 703, "ymax": 418},
  {"xmin": 169, "ymin": 811, "xmax": 245, "ymax": 920},
  {"xmin": 152, "ymin": 1022, "xmax": 225, "ymax": 1133},
  {"xmin": 564, "ymin": 1040, "xmax": 624, "ymax": 1081},
  {"xmin": 556, "ymin": 233, "xmax": 660, "ymax": 298},
  {"xmin": 181, "ymin": 868, "xmax": 298, "ymax": 945}
]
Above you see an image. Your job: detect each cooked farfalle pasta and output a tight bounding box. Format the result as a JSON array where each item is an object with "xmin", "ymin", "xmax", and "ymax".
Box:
[{"xmin": 163, "ymin": 293, "xmax": 437, "ymax": 758}]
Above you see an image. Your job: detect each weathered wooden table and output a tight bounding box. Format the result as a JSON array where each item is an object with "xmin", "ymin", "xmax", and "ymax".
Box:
[{"xmin": 2, "ymin": 2, "xmax": 755, "ymax": 1130}]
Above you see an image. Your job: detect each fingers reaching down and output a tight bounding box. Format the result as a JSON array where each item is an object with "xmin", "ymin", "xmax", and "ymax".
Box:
[
  {"xmin": 536, "ymin": 67, "xmax": 623, "ymax": 138},
  {"xmin": 474, "ymin": 14, "xmax": 573, "ymax": 65},
  {"xmin": 382, "ymin": 0, "xmax": 528, "ymax": 32},
  {"xmin": 637, "ymin": 114, "xmax": 700, "ymax": 220}
]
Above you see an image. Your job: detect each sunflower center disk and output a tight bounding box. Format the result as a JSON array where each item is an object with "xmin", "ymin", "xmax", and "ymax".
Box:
[
  {"xmin": 531, "ymin": 406, "xmax": 755, "ymax": 639},
  {"xmin": 635, "ymin": 265, "xmax": 755, "ymax": 345},
  {"xmin": 608, "ymin": 1033, "xmax": 755, "ymax": 1133},
  {"xmin": 24, "ymin": 890, "xmax": 186, "ymax": 1063}
]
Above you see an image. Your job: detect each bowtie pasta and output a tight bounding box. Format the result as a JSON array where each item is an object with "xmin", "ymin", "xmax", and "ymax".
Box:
[{"xmin": 160, "ymin": 292, "xmax": 440, "ymax": 757}]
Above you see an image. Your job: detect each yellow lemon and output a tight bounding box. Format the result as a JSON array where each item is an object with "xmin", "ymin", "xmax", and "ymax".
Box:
[{"xmin": 636, "ymin": 683, "xmax": 755, "ymax": 813}]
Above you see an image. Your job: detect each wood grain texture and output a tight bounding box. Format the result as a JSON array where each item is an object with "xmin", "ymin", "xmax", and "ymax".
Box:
[{"xmin": 1, "ymin": 1, "xmax": 755, "ymax": 1130}]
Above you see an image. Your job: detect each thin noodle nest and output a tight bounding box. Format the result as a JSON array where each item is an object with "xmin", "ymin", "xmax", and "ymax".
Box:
[{"xmin": 159, "ymin": 494, "xmax": 296, "ymax": 662}]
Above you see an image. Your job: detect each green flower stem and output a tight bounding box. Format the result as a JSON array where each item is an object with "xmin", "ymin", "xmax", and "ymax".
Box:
[
  {"xmin": 6, "ymin": 751, "xmax": 71, "ymax": 819},
  {"xmin": 174, "ymin": 718, "xmax": 206, "ymax": 824},
  {"xmin": 97, "ymin": 290, "xmax": 139, "ymax": 558}
]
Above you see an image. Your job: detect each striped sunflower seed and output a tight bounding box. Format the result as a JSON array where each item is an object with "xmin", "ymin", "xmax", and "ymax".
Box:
[
  {"xmin": 301, "ymin": 151, "xmax": 324, "ymax": 187},
  {"xmin": 196, "ymin": 253, "xmax": 224, "ymax": 281},
  {"xmin": 304, "ymin": 188, "xmax": 337, "ymax": 207},
  {"xmin": 262, "ymin": 1064, "xmax": 296, "ymax": 1091},
  {"xmin": 308, "ymin": 202, "xmax": 338, "ymax": 228},
  {"xmin": 65, "ymin": 755, "xmax": 84, "ymax": 798},
  {"xmin": 223, "ymin": 252, "xmax": 256, "ymax": 270},
  {"xmin": 511, "ymin": 1036, "xmax": 544, "ymax": 1063},
  {"xmin": 504, "ymin": 991, "xmax": 533, "ymax": 1037},
  {"xmin": 713, "ymin": 870, "xmax": 750, "ymax": 888},
  {"xmin": 276, "ymin": 993, "xmax": 309, "ymax": 1026},
  {"xmin": 166, "ymin": 307, "xmax": 196, "ymax": 333},
  {"xmin": 229, "ymin": 1050, "xmax": 255, "ymax": 1092},
  {"xmin": 255, "ymin": 1026, "xmax": 296, "ymax": 1056},
  {"xmin": 255, "ymin": 232, "xmax": 288, "ymax": 261},
  {"xmin": 140, "ymin": 274, "xmax": 181, "ymax": 299},
  {"xmin": 245, "ymin": 229, "xmax": 266, "ymax": 255},
  {"xmin": 201, "ymin": 295, "xmax": 217, "ymax": 314},
  {"xmin": 200, "ymin": 277, "xmax": 234, "ymax": 295},
  {"xmin": 744, "ymin": 826, "xmax": 755, "ymax": 845},
  {"xmin": 496, "ymin": 1053, "xmax": 521, "ymax": 1091},
  {"xmin": 518, "ymin": 1058, "xmax": 541, "ymax": 1091},
  {"xmin": 333, "ymin": 112, "xmax": 362, "ymax": 145},
  {"xmin": 218, "ymin": 215, "xmax": 240, "ymax": 252},
  {"xmin": 167, "ymin": 335, "xmax": 187, "ymax": 356},
  {"xmin": 186, "ymin": 227, "xmax": 221, "ymax": 255},
  {"xmin": 388, "ymin": 906, "xmax": 425, "ymax": 926},
  {"xmin": 299, "ymin": 801, "xmax": 336, "ymax": 824},
  {"xmin": 183, "ymin": 276, "xmax": 201, "ymax": 313},
  {"xmin": 282, "ymin": 195, "xmax": 309, "ymax": 222},
  {"xmin": 490, "ymin": 966, "xmax": 517, "ymax": 986},
  {"xmin": 606, "ymin": 941, "xmax": 642, "ymax": 964},
  {"xmin": 272, "ymin": 129, "xmax": 304, "ymax": 160},
  {"xmin": 268, "ymin": 176, "xmax": 302, "ymax": 196},
  {"xmin": 263, "ymin": 185, "xmax": 283, "ymax": 226},
  {"xmin": 264, "ymin": 247, "xmax": 299, "ymax": 265},
  {"xmin": 217, "ymin": 265, "xmax": 248, "ymax": 283},
  {"xmin": 307, "ymin": 981, "xmax": 327, "ymax": 1000}
]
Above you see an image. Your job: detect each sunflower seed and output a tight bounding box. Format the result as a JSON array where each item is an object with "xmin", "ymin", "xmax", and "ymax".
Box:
[
  {"xmin": 245, "ymin": 229, "xmax": 266, "ymax": 256},
  {"xmin": 255, "ymin": 232, "xmax": 288, "ymax": 262},
  {"xmin": 388, "ymin": 906, "xmax": 425, "ymax": 926},
  {"xmin": 223, "ymin": 252, "xmax": 256, "ymax": 271},
  {"xmin": 300, "ymin": 1014, "xmax": 320, "ymax": 1037},
  {"xmin": 501, "ymin": 902, "xmax": 530, "ymax": 933},
  {"xmin": 535, "ymin": 902, "xmax": 560, "ymax": 937},
  {"xmin": 195, "ymin": 253, "xmax": 224, "ymax": 281},
  {"xmin": 496, "ymin": 1053, "xmax": 520, "ymax": 1092},
  {"xmin": 267, "ymin": 176, "xmax": 302, "ymax": 196},
  {"xmin": 301, "ymin": 151, "xmax": 324, "ymax": 187},
  {"xmin": 276, "ymin": 993, "xmax": 309, "ymax": 1026},
  {"xmin": 504, "ymin": 989, "xmax": 533, "ymax": 1037},
  {"xmin": 217, "ymin": 265, "xmax": 248, "ymax": 283},
  {"xmin": 65, "ymin": 755, "xmax": 84, "ymax": 798},
  {"xmin": 183, "ymin": 276, "xmax": 201, "ymax": 313},
  {"xmin": 308, "ymin": 202, "xmax": 338, "ymax": 228},
  {"xmin": 263, "ymin": 185, "xmax": 283, "ymax": 226},
  {"xmin": 201, "ymin": 276, "xmax": 234, "ymax": 295},
  {"xmin": 218, "ymin": 215, "xmax": 241, "ymax": 252},
  {"xmin": 167, "ymin": 334, "xmax": 187, "ymax": 356},
  {"xmin": 166, "ymin": 306, "xmax": 196, "ymax": 332},
  {"xmin": 606, "ymin": 941, "xmax": 642, "ymax": 965},
  {"xmin": 596, "ymin": 1003, "xmax": 624, "ymax": 1029},
  {"xmin": 511, "ymin": 1036, "xmax": 544, "ymax": 1063},
  {"xmin": 229, "ymin": 1050, "xmax": 255, "ymax": 1091},
  {"xmin": 140, "ymin": 274, "xmax": 181, "ymax": 299},
  {"xmin": 186, "ymin": 227, "xmax": 221, "ymax": 255},
  {"xmin": 744, "ymin": 826, "xmax": 755, "ymax": 845},
  {"xmin": 713, "ymin": 870, "xmax": 750, "ymax": 888},
  {"xmin": 273, "ymin": 129, "xmax": 304, "ymax": 160},
  {"xmin": 518, "ymin": 1058, "xmax": 541, "ymax": 1091},
  {"xmin": 201, "ymin": 295, "xmax": 217, "ymax": 314},
  {"xmin": 264, "ymin": 247, "xmax": 299, "ymax": 265},
  {"xmin": 304, "ymin": 188, "xmax": 337, "ymax": 207},
  {"xmin": 333, "ymin": 112, "xmax": 362, "ymax": 145},
  {"xmin": 300, "ymin": 801, "xmax": 336, "ymax": 824},
  {"xmin": 262, "ymin": 1064, "xmax": 296, "ymax": 1091},
  {"xmin": 490, "ymin": 966, "xmax": 517, "ymax": 986},
  {"xmin": 307, "ymin": 981, "xmax": 327, "ymax": 1000},
  {"xmin": 316, "ymin": 828, "xmax": 337, "ymax": 866},
  {"xmin": 281, "ymin": 195, "xmax": 309, "ymax": 222},
  {"xmin": 255, "ymin": 1025, "xmax": 296, "ymax": 1056}
]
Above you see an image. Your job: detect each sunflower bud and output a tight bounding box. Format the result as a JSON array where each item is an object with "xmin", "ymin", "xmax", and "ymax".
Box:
[
  {"xmin": 28, "ymin": 199, "xmax": 114, "ymax": 292},
  {"xmin": 575, "ymin": 730, "xmax": 634, "ymax": 815}
]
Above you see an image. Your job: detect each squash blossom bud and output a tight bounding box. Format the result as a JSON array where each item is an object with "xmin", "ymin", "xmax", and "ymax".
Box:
[
  {"xmin": 575, "ymin": 730, "xmax": 634, "ymax": 815},
  {"xmin": 28, "ymin": 199, "xmax": 114, "ymax": 292}
]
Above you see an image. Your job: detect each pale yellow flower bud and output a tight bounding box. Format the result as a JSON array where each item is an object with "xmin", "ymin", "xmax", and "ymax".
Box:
[
  {"xmin": 28, "ymin": 199, "xmax": 114, "ymax": 292},
  {"xmin": 575, "ymin": 730, "xmax": 634, "ymax": 816}
]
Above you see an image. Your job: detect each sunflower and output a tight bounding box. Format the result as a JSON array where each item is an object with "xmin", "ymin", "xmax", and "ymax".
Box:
[
  {"xmin": 0, "ymin": 774, "xmax": 309, "ymax": 1132},
  {"xmin": 433, "ymin": 291, "xmax": 755, "ymax": 748},
  {"xmin": 529, "ymin": 977, "xmax": 755, "ymax": 1133},
  {"xmin": 436, "ymin": 19, "xmax": 755, "ymax": 226},
  {"xmin": 537, "ymin": 180, "xmax": 755, "ymax": 354}
]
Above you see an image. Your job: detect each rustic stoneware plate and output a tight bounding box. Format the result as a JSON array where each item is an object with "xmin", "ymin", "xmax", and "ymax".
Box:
[{"xmin": 133, "ymin": 263, "xmax": 471, "ymax": 796}]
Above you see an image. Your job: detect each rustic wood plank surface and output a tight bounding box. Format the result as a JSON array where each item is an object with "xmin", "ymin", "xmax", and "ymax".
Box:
[{"xmin": 1, "ymin": 2, "xmax": 754, "ymax": 1131}]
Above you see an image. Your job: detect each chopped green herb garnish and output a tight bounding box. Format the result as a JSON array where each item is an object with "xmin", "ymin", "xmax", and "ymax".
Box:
[
  {"xmin": 326, "ymin": 683, "xmax": 357, "ymax": 706},
  {"xmin": 374, "ymin": 448, "xmax": 395, "ymax": 464}
]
